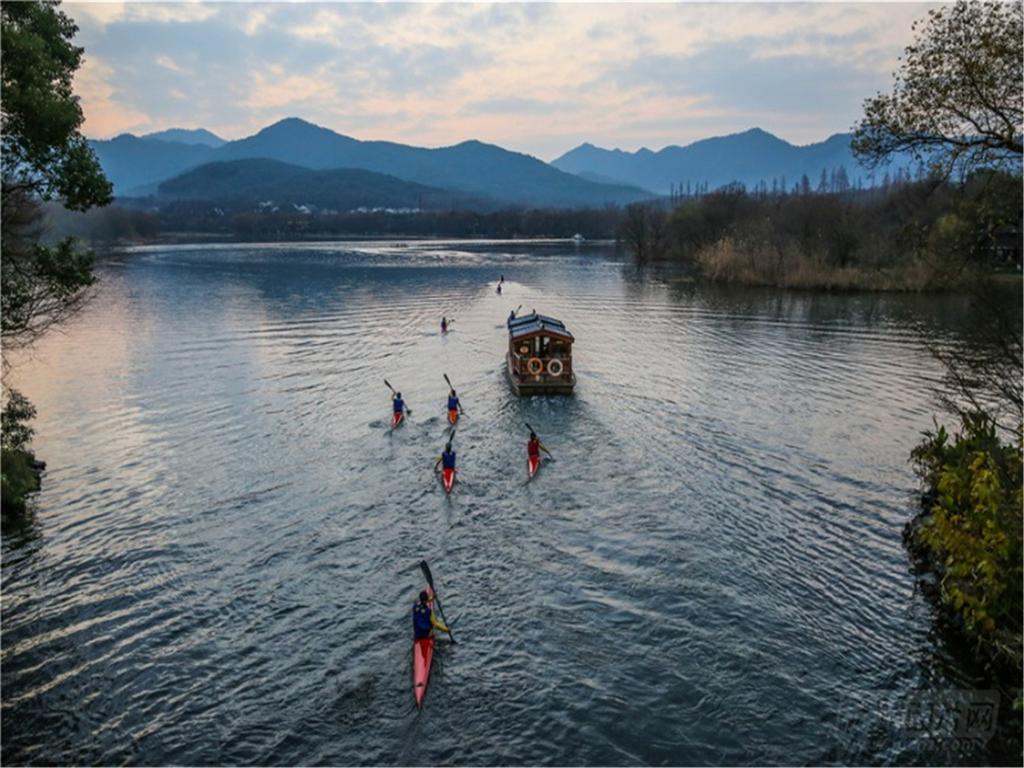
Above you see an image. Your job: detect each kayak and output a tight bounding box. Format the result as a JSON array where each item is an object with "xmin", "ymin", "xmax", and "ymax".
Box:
[
  {"xmin": 441, "ymin": 467, "xmax": 456, "ymax": 494},
  {"xmin": 392, "ymin": 411, "xmax": 404, "ymax": 428},
  {"xmin": 528, "ymin": 453, "xmax": 540, "ymax": 478},
  {"xmin": 447, "ymin": 408, "xmax": 459, "ymax": 425},
  {"xmin": 413, "ymin": 636, "xmax": 434, "ymax": 707},
  {"xmin": 413, "ymin": 586, "xmax": 435, "ymax": 707}
]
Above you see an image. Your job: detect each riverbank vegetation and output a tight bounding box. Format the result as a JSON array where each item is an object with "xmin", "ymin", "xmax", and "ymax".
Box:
[
  {"xmin": 621, "ymin": 171, "xmax": 1022, "ymax": 290},
  {"xmin": 1, "ymin": 1, "xmax": 111, "ymax": 515},
  {"xmin": 906, "ymin": 284, "xmax": 1022, "ymax": 728}
]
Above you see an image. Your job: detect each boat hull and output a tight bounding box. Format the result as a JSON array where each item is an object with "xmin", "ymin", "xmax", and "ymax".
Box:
[
  {"xmin": 442, "ymin": 467, "xmax": 456, "ymax": 493},
  {"xmin": 447, "ymin": 408, "xmax": 458, "ymax": 425},
  {"xmin": 506, "ymin": 353, "xmax": 575, "ymax": 395},
  {"xmin": 392, "ymin": 411, "xmax": 404, "ymax": 428},
  {"xmin": 528, "ymin": 454, "xmax": 540, "ymax": 478}
]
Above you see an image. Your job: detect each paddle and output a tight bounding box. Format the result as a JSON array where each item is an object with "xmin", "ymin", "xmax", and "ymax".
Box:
[
  {"xmin": 384, "ymin": 379, "xmax": 411, "ymax": 415},
  {"xmin": 419, "ymin": 560, "xmax": 456, "ymax": 644},
  {"xmin": 524, "ymin": 421, "xmax": 554, "ymax": 458}
]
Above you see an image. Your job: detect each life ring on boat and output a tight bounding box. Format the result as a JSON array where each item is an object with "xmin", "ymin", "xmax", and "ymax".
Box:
[
  {"xmin": 526, "ymin": 357, "xmax": 544, "ymax": 375},
  {"xmin": 547, "ymin": 359, "xmax": 564, "ymax": 376}
]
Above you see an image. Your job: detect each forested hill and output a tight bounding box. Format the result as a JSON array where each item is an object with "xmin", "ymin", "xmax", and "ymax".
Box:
[{"xmin": 155, "ymin": 159, "xmax": 464, "ymax": 211}]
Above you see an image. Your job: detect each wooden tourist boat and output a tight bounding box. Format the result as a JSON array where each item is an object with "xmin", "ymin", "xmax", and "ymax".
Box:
[{"xmin": 506, "ymin": 311, "xmax": 575, "ymax": 395}]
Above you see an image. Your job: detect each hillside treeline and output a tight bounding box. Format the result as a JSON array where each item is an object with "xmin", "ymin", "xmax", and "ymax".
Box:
[
  {"xmin": 49, "ymin": 200, "xmax": 624, "ymax": 243},
  {"xmin": 621, "ymin": 172, "xmax": 1022, "ymax": 290}
]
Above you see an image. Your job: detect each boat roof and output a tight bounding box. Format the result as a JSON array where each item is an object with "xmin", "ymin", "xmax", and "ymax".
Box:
[{"xmin": 508, "ymin": 311, "xmax": 574, "ymax": 341}]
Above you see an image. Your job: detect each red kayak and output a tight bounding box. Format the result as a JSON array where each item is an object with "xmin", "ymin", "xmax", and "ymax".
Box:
[
  {"xmin": 392, "ymin": 411, "xmax": 404, "ymax": 428},
  {"xmin": 528, "ymin": 453, "xmax": 540, "ymax": 478},
  {"xmin": 441, "ymin": 467, "xmax": 456, "ymax": 494},
  {"xmin": 413, "ymin": 587, "xmax": 435, "ymax": 707},
  {"xmin": 447, "ymin": 408, "xmax": 458, "ymax": 425}
]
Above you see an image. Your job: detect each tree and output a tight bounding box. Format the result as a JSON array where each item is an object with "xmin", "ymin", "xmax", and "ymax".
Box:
[
  {"xmin": 619, "ymin": 202, "xmax": 666, "ymax": 263},
  {"xmin": 852, "ymin": 0, "xmax": 1023, "ymax": 178},
  {"xmin": 2, "ymin": 0, "xmax": 112, "ymax": 351},
  {"xmin": 1, "ymin": 0, "xmax": 111, "ymax": 512}
]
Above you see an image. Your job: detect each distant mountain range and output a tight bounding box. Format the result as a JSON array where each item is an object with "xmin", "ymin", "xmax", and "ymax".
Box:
[
  {"xmin": 88, "ymin": 120, "xmax": 918, "ymax": 212},
  {"xmin": 552, "ymin": 128, "xmax": 914, "ymax": 194},
  {"xmin": 90, "ymin": 118, "xmax": 652, "ymax": 209}
]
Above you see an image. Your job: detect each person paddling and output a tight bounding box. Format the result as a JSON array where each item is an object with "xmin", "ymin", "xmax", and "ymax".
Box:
[
  {"xmin": 393, "ymin": 391, "xmax": 409, "ymax": 418},
  {"xmin": 435, "ymin": 441, "xmax": 456, "ymax": 473},
  {"xmin": 528, "ymin": 430, "xmax": 553, "ymax": 460},
  {"xmin": 526, "ymin": 429, "xmax": 551, "ymax": 478},
  {"xmin": 447, "ymin": 389, "xmax": 462, "ymax": 422},
  {"xmin": 413, "ymin": 589, "xmax": 450, "ymax": 640},
  {"xmin": 441, "ymin": 316, "xmax": 449, "ymax": 333}
]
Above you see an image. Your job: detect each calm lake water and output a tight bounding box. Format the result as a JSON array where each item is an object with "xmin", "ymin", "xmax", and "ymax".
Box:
[{"xmin": 1, "ymin": 240, "xmax": 1014, "ymax": 765}]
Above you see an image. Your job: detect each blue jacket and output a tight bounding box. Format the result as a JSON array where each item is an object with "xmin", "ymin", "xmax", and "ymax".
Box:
[
  {"xmin": 393, "ymin": 398, "xmax": 404, "ymax": 413},
  {"xmin": 447, "ymin": 396, "xmax": 459, "ymax": 410},
  {"xmin": 413, "ymin": 601, "xmax": 433, "ymax": 639},
  {"xmin": 441, "ymin": 450, "xmax": 456, "ymax": 470}
]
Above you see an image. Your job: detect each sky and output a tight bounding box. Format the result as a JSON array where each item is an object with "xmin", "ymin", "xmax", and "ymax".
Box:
[{"xmin": 66, "ymin": 1, "xmax": 941, "ymax": 160}]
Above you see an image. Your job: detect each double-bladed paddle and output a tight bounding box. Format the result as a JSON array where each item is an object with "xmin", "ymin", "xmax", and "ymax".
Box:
[{"xmin": 419, "ymin": 560, "xmax": 456, "ymax": 644}]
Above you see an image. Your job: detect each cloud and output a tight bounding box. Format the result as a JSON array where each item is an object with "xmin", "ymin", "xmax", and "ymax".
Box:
[
  {"xmin": 64, "ymin": 1, "xmax": 936, "ymax": 158},
  {"xmin": 460, "ymin": 97, "xmax": 570, "ymax": 117}
]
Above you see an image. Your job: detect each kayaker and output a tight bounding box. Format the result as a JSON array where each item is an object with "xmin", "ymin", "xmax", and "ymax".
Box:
[
  {"xmin": 447, "ymin": 389, "xmax": 462, "ymax": 415},
  {"xmin": 441, "ymin": 316, "xmax": 449, "ymax": 333},
  {"xmin": 435, "ymin": 441, "xmax": 456, "ymax": 472},
  {"xmin": 412, "ymin": 590, "xmax": 450, "ymax": 639},
  {"xmin": 497, "ymin": 283, "xmax": 502, "ymax": 295},
  {"xmin": 528, "ymin": 431, "xmax": 551, "ymax": 460},
  {"xmin": 508, "ymin": 308, "xmax": 516, "ymax": 322},
  {"xmin": 393, "ymin": 392, "xmax": 408, "ymax": 417}
]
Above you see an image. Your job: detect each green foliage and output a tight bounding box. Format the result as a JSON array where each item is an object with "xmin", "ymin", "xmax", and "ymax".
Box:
[
  {"xmin": 910, "ymin": 413, "xmax": 1023, "ymax": 667},
  {"xmin": 1, "ymin": 0, "xmax": 111, "ymax": 352},
  {"xmin": 1, "ymin": 390, "xmax": 40, "ymax": 515},
  {"xmin": 1, "ymin": 389, "xmax": 36, "ymax": 453},
  {"xmin": 1, "ymin": 0, "xmax": 112, "ymax": 209},
  {"xmin": 852, "ymin": 0, "xmax": 1023, "ymax": 178},
  {"xmin": 1, "ymin": 448, "xmax": 40, "ymax": 515}
]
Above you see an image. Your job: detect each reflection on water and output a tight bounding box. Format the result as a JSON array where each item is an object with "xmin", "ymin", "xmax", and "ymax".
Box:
[{"xmin": 1, "ymin": 240, "xmax": 1015, "ymax": 765}]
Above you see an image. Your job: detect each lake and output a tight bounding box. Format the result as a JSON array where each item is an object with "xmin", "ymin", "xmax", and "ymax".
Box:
[{"xmin": 0, "ymin": 240, "xmax": 1010, "ymax": 765}]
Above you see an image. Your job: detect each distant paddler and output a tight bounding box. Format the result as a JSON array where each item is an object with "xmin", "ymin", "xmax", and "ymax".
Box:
[
  {"xmin": 441, "ymin": 316, "xmax": 453, "ymax": 334},
  {"xmin": 508, "ymin": 304, "xmax": 521, "ymax": 324}
]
